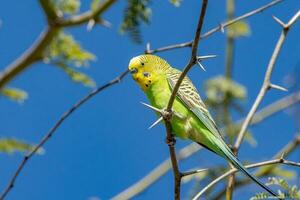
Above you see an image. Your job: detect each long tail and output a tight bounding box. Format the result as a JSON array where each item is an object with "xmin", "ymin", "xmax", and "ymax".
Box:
[{"xmin": 219, "ymin": 143, "xmax": 281, "ymax": 199}]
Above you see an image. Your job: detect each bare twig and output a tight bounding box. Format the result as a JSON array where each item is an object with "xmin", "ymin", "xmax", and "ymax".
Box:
[
  {"xmin": 0, "ymin": 0, "xmax": 116, "ymax": 90},
  {"xmin": 0, "ymin": 29, "xmax": 59, "ymax": 89},
  {"xmin": 225, "ymin": 11, "xmax": 300, "ymax": 199},
  {"xmin": 112, "ymin": 90, "xmax": 300, "ymax": 200},
  {"xmin": 251, "ymin": 91, "xmax": 300, "ymax": 124},
  {"xmin": 166, "ymin": 0, "xmax": 208, "ymax": 111},
  {"xmin": 181, "ymin": 168, "xmax": 209, "ymax": 177},
  {"xmin": 192, "ymin": 158, "xmax": 300, "ymax": 200},
  {"xmin": 57, "ymin": 0, "xmax": 117, "ymax": 27},
  {"xmin": 234, "ymin": 10, "xmax": 300, "ymax": 152},
  {"xmin": 0, "ymin": 70, "xmax": 129, "ymax": 200},
  {"xmin": 146, "ymin": 0, "xmax": 283, "ymax": 54},
  {"xmin": 111, "ymin": 144, "xmax": 201, "ymax": 200}
]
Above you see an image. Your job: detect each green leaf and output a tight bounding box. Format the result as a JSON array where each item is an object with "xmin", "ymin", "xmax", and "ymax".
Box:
[
  {"xmin": 1, "ymin": 87, "xmax": 28, "ymax": 103},
  {"xmin": 267, "ymin": 177, "xmax": 289, "ymax": 190},
  {"xmin": 169, "ymin": 0, "xmax": 182, "ymax": 7},
  {"xmin": 44, "ymin": 31, "xmax": 96, "ymax": 68},
  {"xmin": 0, "ymin": 138, "xmax": 44, "ymax": 154},
  {"xmin": 121, "ymin": 0, "xmax": 151, "ymax": 43},
  {"xmin": 271, "ymin": 167, "xmax": 296, "ymax": 179},
  {"xmin": 257, "ymin": 165, "xmax": 296, "ymax": 180},
  {"xmin": 251, "ymin": 177, "xmax": 300, "ymax": 199},
  {"xmin": 56, "ymin": 63, "xmax": 96, "ymax": 87},
  {"xmin": 205, "ymin": 75, "xmax": 247, "ymax": 104},
  {"xmin": 53, "ymin": 0, "xmax": 81, "ymax": 15},
  {"xmin": 250, "ymin": 192, "xmax": 272, "ymax": 200},
  {"xmin": 227, "ymin": 21, "xmax": 251, "ymax": 38}
]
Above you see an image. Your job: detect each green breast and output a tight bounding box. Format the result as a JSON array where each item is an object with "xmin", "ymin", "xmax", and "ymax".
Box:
[{"xmin": 144, "ymin": 74, "xmax": 192, "ymax": 139}]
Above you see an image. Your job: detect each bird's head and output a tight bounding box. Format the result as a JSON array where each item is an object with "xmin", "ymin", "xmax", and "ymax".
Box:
[{"xmin": 128, "ymin": 54, "xmax": 170, "ymax": 90}]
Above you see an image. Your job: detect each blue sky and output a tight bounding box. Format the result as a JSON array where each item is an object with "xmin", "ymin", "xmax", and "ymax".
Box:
[{"xmin": 0, "ymin": 1, "xmax": 300, "ymax": 200}]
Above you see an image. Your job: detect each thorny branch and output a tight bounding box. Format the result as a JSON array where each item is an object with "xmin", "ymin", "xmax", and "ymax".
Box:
[
  {"xmin": 112, "ymin": 90, "xmax": 300, "ymax": 200},
  {"xmin": 225, "ymin": 10, "xmax": 300, "ymax": 199},
  {"xmin": 1, "ymin": 1, "xmax": 298, "ymax": 200},
  {"xmin": 0, "ymin": 0, "xmax": 117, "ymax": 89},
  {"xmin": 0, "ymin": 70, "xmax": 129, "ymax": 200},
  {"xmin": 155, "ymin": 1, "xmax": 209, "ymax": 199},
  {"xmin": 145, "ymin": 0, "xmax": 284, "ymax": 54}
]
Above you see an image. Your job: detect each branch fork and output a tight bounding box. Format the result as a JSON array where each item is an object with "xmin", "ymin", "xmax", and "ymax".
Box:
[{"xmin": 273, "ymin": 11, "xmax": 300, "ymax": 30}]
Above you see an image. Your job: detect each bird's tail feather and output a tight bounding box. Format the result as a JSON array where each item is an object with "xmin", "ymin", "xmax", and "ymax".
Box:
[{"xmin": 219, "ymin": 143, "xmax": 281, "ymax": 199}]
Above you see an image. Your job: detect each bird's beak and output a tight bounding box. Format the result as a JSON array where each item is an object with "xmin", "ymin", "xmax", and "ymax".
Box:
[{"xmin": 130, "ymin": 67, "xmax": 138, "ymax": 74}]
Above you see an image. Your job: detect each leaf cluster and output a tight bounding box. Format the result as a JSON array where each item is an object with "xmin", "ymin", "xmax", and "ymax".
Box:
[
  {"xmin": 44, "ymin": 31, "xmax": 96, "ymax": 88},
  {"xmin": 121, "ymin": 0, "xmax": 151, "ymax": 43},
  {"xmin": 251, "ymin": 177, "xmax": 300, "ymax": 200}
]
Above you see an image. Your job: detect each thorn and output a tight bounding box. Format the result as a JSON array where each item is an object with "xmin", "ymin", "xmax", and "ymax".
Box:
[
  {"xmin": 57, "ymin": 10, "xmax": 63, "ymax": 18},
  {"xmin": 219, "ymin": 23, "xmax": 225, "ymax": 33},
  {"xmin": 148, "ymin": 116, "xmax": 163, "ymax": 129},
  {"xmin": 97, "ymin": 18, "xmax": 112, "ymax": 28},
  {"xmin": 197, "ymin": 61, "xmax": 206, "ymax": 71},
  {"xmin": 196, "ymin": 55, "xmax": 216, "ymax": 71},
  {"xmin": 286, "ymin": 10, "xmax": 300, "ymax": 27},
  {"xmin": 269, "ymin": 83, "xmax": 288, "ymax": 92},
  {"xmin": 140, "ymin": 102, "xmax": 162, "ymax": 113},
  {"xmin": 87, "ymin": 19, "xmax": 96, "ymax": 31},
  {"xmin": 182, "ymin": 168, "xmax": 209, "ymax": 177},
  {"xmin": 272, "ymin": 15, "xmax": 285, "ymax": 27},
  {"xmin": 197, "ymin": 55, "xmax": 217, "ymax": 61},
  {"xmin": 280, "ymin": 152, "xmax": 285, "ymax": 160},
  {"xmin": 146, "ymin": 42, "xmax": 151, "ymax": 54},
  {"xmin": 195, "ymin": 168, "xmax": 209, "ymax": 173}
]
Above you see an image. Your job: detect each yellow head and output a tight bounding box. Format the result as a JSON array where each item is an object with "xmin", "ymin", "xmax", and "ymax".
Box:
[{"xmin": 128, "ymin": 54, "xmax": 170, "ymax": 91}]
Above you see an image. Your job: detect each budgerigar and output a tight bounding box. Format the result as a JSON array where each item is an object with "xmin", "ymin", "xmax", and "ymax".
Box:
[{"xmin": 128, "ymin": 54, "xmax": 279, "ymax": 198}]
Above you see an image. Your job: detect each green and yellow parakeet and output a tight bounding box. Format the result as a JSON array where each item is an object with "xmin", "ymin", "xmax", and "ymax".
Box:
[{"xmin": 128, "ymin": 54, "xmax": 278, "ymax": 198}]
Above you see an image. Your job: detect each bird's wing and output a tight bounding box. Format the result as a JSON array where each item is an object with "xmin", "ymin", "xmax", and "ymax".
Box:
[{"xmin": 166, "ymin": 68, "xmax": 221, "ymax": 138}]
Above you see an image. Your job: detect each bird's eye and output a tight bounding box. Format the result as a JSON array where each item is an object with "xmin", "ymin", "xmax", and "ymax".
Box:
[
  {"xmin": 141, "ymin": 62, "xmax": 145, "ymax": 66},
  {"xmin": 143, "ymin": 72, "xmax": 150, "ymax": 77},
  {"xmin": 130, "ymin": 68, "xmax": 138, "ymax": 74}
]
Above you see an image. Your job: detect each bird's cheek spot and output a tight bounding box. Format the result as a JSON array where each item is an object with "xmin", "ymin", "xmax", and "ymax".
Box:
[
  {"xmin": 148, "ymin": 80, "xmax": 151, "ymax": 83},
  {"xmin": 145, "ymin": 84, "xmax": 149, "ymax": 87},
  {"xmin": 143, "ymin": 72, "xmax": 150, "ymax": 78}
]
